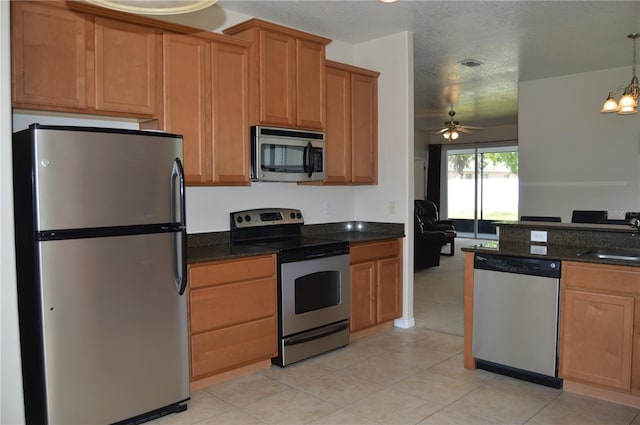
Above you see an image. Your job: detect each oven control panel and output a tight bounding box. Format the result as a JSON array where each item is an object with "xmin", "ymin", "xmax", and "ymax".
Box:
[{"xmin": 231, "ymin": 208, "xmax": 304, "ymax": 229}]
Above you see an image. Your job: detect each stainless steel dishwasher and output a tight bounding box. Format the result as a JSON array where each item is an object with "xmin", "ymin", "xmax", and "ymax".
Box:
[{"xmin": 472, "ymin": 253, "xmax": 562, "ymax": 388}]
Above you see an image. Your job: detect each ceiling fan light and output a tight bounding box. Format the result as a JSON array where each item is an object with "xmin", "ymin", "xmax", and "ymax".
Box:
[
  {"xmin": 450, "ymin": 131, "xmax": 459, "ymax": 140},
  {"xmin": 601, "ymin": 93, "xmax": 620, "ymax": 113},
  {"xmin": 443, "ymin": 131, "xmax": 451, "ymax": 140}
]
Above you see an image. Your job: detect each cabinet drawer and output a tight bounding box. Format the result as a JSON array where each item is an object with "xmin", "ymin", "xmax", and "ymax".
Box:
[
  {"xmin": 563, "ymin": 261, "xmax": 640, "ymax": 295},
  {"xmin": 190, "ymin": 277, "xmax": 276, "ymax": 333},
  {"xmin": 191, "ymin": 316, "xmax": 277, "ymax": 378},
  {"xmin": 350, "ymin": 239, "xmax": 400, "ymax": 264},
  {"xmin": 189, "ymin": 255, "xmax": 276, "ymax": 289}
]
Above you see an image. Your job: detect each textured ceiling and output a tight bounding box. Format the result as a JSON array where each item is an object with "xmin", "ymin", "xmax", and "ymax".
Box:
[{"xmin": 217, "ymin": 0, "xmax": 640, "ymax": 132}]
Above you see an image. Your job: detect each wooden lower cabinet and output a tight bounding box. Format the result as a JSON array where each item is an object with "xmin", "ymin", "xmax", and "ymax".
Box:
[
  {"xmin": 187, "ymin": 255, "xmax": 277, "ymax": 386},
  {"xmin": 350, "ymin": 239, "xmax": 402, "ymax": 333},
  {"xmin": 560, "ymin": 261, "xmax": 640, "ymax": 397}
]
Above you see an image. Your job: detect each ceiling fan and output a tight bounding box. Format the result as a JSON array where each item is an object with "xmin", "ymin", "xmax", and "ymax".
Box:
[{"xmin": 433, "ymin": 108, "xmax": 483, "ymax": 141}]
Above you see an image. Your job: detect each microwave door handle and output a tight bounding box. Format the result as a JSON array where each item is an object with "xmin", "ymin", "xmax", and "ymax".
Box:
[{"xmin": 304, "ymin": 142, "xmax": 315, "ymax": 177}]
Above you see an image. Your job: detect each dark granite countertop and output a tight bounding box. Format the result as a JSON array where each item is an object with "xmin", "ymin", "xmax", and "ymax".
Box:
[
  {"xmin": 462, "ymin": 221, "xmax": 640, "ymax": 267},
  {"xmin": 187, "ymin": 221, "xmax": 405, "ymax": 264}
]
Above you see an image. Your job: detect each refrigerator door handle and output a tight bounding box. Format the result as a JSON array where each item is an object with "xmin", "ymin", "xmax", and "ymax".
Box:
[{"xmin": 171, "ymin": 158, "xmax": 187, "ymax": 295}]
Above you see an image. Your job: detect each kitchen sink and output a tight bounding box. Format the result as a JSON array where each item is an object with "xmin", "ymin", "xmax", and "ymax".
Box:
[{"xmin": 578, "ymin": 248, "xmax": 640, "ymax": 262}]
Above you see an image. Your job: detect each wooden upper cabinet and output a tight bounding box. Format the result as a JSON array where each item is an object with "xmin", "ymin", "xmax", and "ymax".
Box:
[
  {"xmin": 11, "ymin": 2, "xmax": 88, "ymax": 109},
  {"xmin": 325, "ymin": 60, "xmax": 380, "ymax": 185},
  {"xmin": 210, "ymin": 42, "xmax": 250, "ymax": 184},
  {"xmin": 296, "ymin": 39, "xmax": 326, "ymax": 129},
  {"xmin": 351, "ymin": 72, "xmax": 378, "ymax": 184},
  {"xmin": 163, "ymin": 33, "xmax": 211, "ymax": 184},
  {"xmin": 94, "ymin": 18, "xmax": 160, "ymax": 116},
  {"xmin": 259, "ymin": 30, "xmax": 296, "ymax": 126},
  {"xmin": 162, "ymin": 31, "xmax": 250, "ymax": 186},
  {"xmin": 223, "ymin": 19, "xmax": 330, "ymax": 130},
  {"xmin": 11, "ymin": 1, "xmax": 161, "ymax": 119},
  {"xmin": 325, "ymin": 64, "xmax": 352, "ymax": 183}
]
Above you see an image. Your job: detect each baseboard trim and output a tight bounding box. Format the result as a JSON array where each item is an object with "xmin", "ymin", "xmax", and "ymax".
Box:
[{"xmin": 394, "ymin": 317, "xmax": 415, "ymax": 329}]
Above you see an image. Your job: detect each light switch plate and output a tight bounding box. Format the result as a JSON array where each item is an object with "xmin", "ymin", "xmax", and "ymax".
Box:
[{"xmin": 530, "ymin": 230, "xmax": 548, "ymax": 243}]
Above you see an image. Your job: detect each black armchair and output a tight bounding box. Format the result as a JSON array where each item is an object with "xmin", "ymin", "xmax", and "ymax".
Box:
[
  {"xmin": 414, "ymin": 200, "xmax": 456, "ymax": 256},
  {"xmin": 414, "ymin": 215, "xmax": 447, "ymax": 270}
]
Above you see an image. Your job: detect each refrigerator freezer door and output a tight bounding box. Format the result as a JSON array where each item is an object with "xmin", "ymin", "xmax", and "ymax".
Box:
[
  {"xmin": 32, "ymin": 128, "xmax": 183, "ymax": 231},
  {"xmin": 37, "ymin": 232, "xmax": 189, "ymax": 424}
]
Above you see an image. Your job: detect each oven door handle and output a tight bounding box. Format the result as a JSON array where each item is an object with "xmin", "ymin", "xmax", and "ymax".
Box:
[{"xmin": 283, "ymin": 321, "xmax": 349, "ymax": 347}]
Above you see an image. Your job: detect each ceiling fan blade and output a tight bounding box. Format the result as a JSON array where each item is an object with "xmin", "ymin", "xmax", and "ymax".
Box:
[
  {"xmin": 459, "ymin": 125, "xmax": 484, "ymax": 130},
  {"xmin": 433, "ymin": 128, "xmax": 449, "ymax": 134},
  {"xmin": 457, "ymin": 128, "xmax": 473, "ymax": 134}
]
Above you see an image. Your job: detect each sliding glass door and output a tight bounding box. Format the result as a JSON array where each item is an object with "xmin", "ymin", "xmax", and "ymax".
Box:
[{"xmin": 445, "ymin": 145, "xmax": 519, "ymax": 239}]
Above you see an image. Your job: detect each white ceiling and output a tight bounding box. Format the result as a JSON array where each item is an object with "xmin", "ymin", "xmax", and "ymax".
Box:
[{"xmin": 217, "ymin": 0, "xmax": 640, "ymax": 132}]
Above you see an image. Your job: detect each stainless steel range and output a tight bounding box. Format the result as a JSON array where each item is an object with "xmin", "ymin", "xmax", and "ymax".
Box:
[{"xmin": 230, "ymin": 208, "xmax": 350, "ymax": 366}]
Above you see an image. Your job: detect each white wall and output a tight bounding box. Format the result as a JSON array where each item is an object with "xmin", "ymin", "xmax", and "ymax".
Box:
[
  {"xmin": 1, "ymin": 0, "xmax": 25, "ymax": 422},
  {"xmin": 351, "ymin": 31, "xmax": 415, "ymax": 327},
  {"xmin": 519, "ymin": 67, "xmax": 640, "ymax": 221}
]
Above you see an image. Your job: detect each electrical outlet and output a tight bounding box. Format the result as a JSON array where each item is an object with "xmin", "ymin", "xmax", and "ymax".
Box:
[
  {"xmin": 530, "ymin": 230, "xmax": 548, "ymax": 243},
  {"xmin": 530, "ymin": 245, "xmax": 548, "ymax": 255}
]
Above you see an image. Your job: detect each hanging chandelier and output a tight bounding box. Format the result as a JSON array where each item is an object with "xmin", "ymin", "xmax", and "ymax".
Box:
[
  {"xmin": 84, "ymin": 0, "xmax": 218, "ymax": 15},
  {"xmin": 601, "ymin": 33, "xmax": 640, "ymax": 115}
]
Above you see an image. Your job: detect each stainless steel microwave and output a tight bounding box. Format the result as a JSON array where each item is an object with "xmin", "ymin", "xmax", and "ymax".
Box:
[{"xmin": 251, "ymin": 126, "xmax": 325, "ymax": 182}]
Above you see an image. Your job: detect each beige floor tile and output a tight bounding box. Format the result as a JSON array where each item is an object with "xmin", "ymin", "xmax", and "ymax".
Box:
[
  {"xmin": 527, "ymin": 392, "xmax": 638, "ymax": 425},
  {"xmin": 447, "ymin": 375, "xmax": 561, "ymax": 424},
  {"xmin": 309, "ymin": 409, "xmax": 380, "ymax": 424},
  {"xmin": 410, "ymin": 329, "xmax": 464, "ymax": 355},
  {"xmin": 391, "ymin": 368, "xmax": 485, "ymax": 405},
  {"xmin": 310, "ymin": 342, "xmax": 378, "ymax": 370},
  {"xmin": 416, "ymin": 407, "xmax": 501, "ymax": 425},
  {"xmin": 241, "ymin": 388, "xmax": 339, "ymax": 425},
  {"xmin": 296, "ymin": 371, "xmax": 384, "ymax": 406},
  {"xmin": 197, "ymin": 408, "xmax": 267, "ymax": 424},
  {"xmin": 428, "ymin": 353, "xmax": 496, "ymax": 385},
  {"xmin": 259, "ymin": 357, "xmax": 336, "ymax": 387},
  {"xmin": 341, "ymin": 354, "xmax": 425, "ymax": 386},
  {"xmin": 204, "ymin": 373, "xmax": 290, "ymax": 407},
  {"xmin": 345, "ymin": 388, "xmax": 444, "ymax": 425},
  {"xmin": 154, "ymin": 390, "xmax": 232, "ymax": 425},
  {"xmin": 383, "ymin": 340, "xmax": 456, "ymax": 370}
]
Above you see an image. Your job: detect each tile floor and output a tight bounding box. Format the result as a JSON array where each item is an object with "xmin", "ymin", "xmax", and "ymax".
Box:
[{"xmin": 155, "ymin": 239, "xmax": 640, "ymax": 425}]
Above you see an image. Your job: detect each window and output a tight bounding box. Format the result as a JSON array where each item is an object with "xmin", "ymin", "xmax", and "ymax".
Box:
[{"xmin": 444, "ymin": 144, "xmax": 518, "ymax": 239}]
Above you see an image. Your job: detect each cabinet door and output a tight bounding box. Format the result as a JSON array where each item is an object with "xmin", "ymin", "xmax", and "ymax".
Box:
[
  {"xmin": 12, "ymin": 2, "xmax": 88, "ymax": 109},
  {"xmin": 211, "ymin": 42, "xmax": 251, "ymax": 185},
  {"xmin": 351, "ymin": 73, "xmax": 378, "ymax": 184},
  {"xmin": 296, "ymin": 39, "xmax": 325, "ymax": 130},
  {"xmin": 560, "ymin": 289, "xmax": 634, "ymax": 390},
  {"xmin": 325, "ymin": 65, "xmax": 351, "ymax": 183},
  {"xmin": 259, "ymin": 30, "xmax": 295, "ymax": 126},
  {"xmin": 350, "ymin": 262, "xmax": 377, "ymax": 332},
  {"xmin": 377, "ymin": 256, "xmax": 402, "ymax": 323},
  {"xmin": 163, "ymin": 33, "xmax": 211, "ymax": 184},
  {"xmin": 94, "ymin": 18, "xmax": 160, "ymax": 116}
]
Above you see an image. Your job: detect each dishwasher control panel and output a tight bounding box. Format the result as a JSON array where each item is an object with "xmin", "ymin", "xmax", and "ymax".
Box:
[{"xmin": 474, "ymin": 254, "xmax": 560, "ymax": 278}]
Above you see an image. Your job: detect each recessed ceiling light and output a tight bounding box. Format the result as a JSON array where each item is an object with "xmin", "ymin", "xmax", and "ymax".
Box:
[
  {"xmin": 459, "ymin": 59, "xmax": 484, "ymax": 68},
  {"xmin": 379, "ymin": 0, "xmax": 399, "ymax": 3}
]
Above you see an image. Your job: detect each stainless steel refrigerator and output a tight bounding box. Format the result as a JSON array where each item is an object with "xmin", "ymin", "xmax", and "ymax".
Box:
[{"xmin": 12, "ymin": 124, "xmax": 189, "ymax": 424}]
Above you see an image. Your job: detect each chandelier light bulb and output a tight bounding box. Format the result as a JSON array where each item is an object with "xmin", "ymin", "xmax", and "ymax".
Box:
[
  {"xmin": 601, "ymin": 93, "xmax": 620, "ymax": 113},
  {"xmin": 602, "ymin": 33, "xmax": 640, "ymax": 115}
]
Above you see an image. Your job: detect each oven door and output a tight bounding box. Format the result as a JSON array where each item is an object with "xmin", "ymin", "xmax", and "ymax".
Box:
[{"xmin": 280, "ymin": 254, "xmax": 350, "ymax": 337}]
